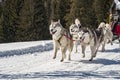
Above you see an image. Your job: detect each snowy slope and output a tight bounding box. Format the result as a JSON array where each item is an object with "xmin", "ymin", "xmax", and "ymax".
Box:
[{"xmin": 0, "ymin": 40, "xmax": 120, "ymax": 80}]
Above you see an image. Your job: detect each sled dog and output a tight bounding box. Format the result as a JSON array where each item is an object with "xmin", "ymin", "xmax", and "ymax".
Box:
[
  {"xmin": 97, "ymin": 22, "xmax": 113, "ymax": 51},
  {"xmin": 49, "ymin": 20, "xmax": 73, "ymax": 62},
  {"xmin": 78, "ymin": 27, "xmax": 104, "ymax": 61},
  {"xmin": 69, "ymin": 18, "xmax": 81, "ymax": 53}
]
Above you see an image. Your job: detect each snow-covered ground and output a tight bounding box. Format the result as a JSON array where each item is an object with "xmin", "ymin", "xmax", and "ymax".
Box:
[{"xmin": 0, "ymin": 40, "xmax": 120, "ymax": 80}]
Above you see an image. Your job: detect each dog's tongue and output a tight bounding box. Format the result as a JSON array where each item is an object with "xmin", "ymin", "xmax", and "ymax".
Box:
[{"xmin": 50, "ymin": 32, "xmax": 53, "ymax": 35}]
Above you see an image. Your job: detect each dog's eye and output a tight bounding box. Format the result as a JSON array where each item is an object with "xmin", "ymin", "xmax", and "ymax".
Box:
[
  {"xmin": 71, "ymin": 29, "xmax": 74, "ymax": 32},
  {"xmin": 53, "ymin": 24, "xmax": 57, "ymax": 28}
]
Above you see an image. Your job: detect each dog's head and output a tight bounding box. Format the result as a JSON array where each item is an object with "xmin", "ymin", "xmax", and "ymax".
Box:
[
  {"xmin": 69, "ymin": 24, "xmax": 79, "ymax": 35},
  {"xmin": 78, "ymin": 29, "xmax": 90, "ymax": 43},
  {"xmin": 49, "ymin": 20, "xmax": 63, "ymax": 40},
  {"xmin": 49, "ymin": 20, "xmax": 62, "ymax": 35},
  {"xmin": 97, "ymin": 22, "xmax": 107, "ymax": 35},
  {"xmin": 98, "ymin": 22, "xmax": 106, "ymax": 29}
]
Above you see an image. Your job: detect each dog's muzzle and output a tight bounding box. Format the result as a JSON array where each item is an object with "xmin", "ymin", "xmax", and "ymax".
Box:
[
  {"xmin": 50, "ymin": 29, "xmax": 57, "ymax": 35},
  {"xmin": 79, "ymin": 32, "xmax": 86, "ymax": 43},
  {"xmin": 80, "ymin": 36, "xmax": 85, "ymax": 42}
]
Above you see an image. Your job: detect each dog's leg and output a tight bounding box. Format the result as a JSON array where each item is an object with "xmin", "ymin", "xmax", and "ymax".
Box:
[
  {"xmin": 109, "ymin": 31, "xmax": 113, "ymax": 45},
  {"xmin": 101, "ymin": 42, "xmax": 105, "ymax": 52},
  {"xmin": 74, "ymin": 41, "xmax": 78, "ymax": 53},
  {"xmin": 68, "ymin": 41, "xmax": 73, "ymax": 61},
  {"xmin": 68, "ymin": 51, "xmax": 71, "ymax": 61},
  {"xmin": 60, "ymin": 47, "xmax": 67, "ymax": 62},
  {"xmin": 110, "ymin": 40, "xmax": 113, "ymax": 45},
  {"xmin": 81, "ymin": 45, "xmax": 86, "ymax": 58},
  {"xmin": 110, "ymin": 36, "xmax": 113, "ymax": 45},
  {"xmin": 53, "ymin": 41, "xmax": 58, "ymax": 59},
  {"xmin": 53, "ymin": 48, "xmax": 57, "ymax": 59},
  {"xmin": 89, "ymin": 46, "xmax": 97, "ymax": 61},
  {"xmin": 107, "ymin": 40, "xmax": 113, "ymax": 45}
]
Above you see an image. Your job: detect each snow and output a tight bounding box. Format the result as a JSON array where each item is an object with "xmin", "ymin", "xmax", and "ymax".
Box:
[{"xmin": 0, "ymin": 40, "xmax": 120, "ymax": 80}]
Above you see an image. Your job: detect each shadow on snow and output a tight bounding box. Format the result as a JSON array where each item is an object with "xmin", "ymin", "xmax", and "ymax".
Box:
[
  {"xmin": 81, "ymin": 58, "xmax": 120, "ymax": 65},
  {"xmin": 104, "ymin": 48, "xmax": 120, "ymax": 53},
  {"xmin": 0, "ymin": 70, "xmax": 119, "ymax": 79},
  {"xmin": 0, "ymin": 42, "xmax": 53, "ymax": 57}
]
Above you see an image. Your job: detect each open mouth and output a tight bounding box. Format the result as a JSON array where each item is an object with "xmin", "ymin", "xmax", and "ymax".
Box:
[
  {"xmin": 80, "ymin": 36, "xmax": 85, "ymax": 42},
  {"xmin": 50, "ymin": 30, "xmax": 57, "ymax": 35}
]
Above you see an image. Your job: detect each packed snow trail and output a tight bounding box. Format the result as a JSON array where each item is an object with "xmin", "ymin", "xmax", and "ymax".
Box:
[{"xmin": 0, "ymin": 40, "xmax": 120, "ymax": 80}]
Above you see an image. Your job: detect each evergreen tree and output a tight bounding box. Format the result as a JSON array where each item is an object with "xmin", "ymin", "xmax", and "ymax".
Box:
[
  {"xmin": 93, "ymin": 0, "xmax": 112, "ymax": 25},
  {"xmin": 33, "ymin": 0, "xmax": 49, "ymax": 40},
  {"xmin": 59, "ymin": 0, "xmax": 70, "ymax": 27},
  {"xmin": 1, "ymin": 0, "xmax": 18, "ymax": 42},
  {"xmin": 44, "ymin": 0, "xmax": 51, "ymax": 24},
  {"xmin": 15, "ymin": 0, "xmax": 34, "ymax": 41},
  {"xmin": 65, "ymin": 0, "xmax": 80, "ymax": 28},
  {"xmin": 0, "ymin": 0, "xmax": 114, "ymax": 42},
  {"xmin": 0, "ymin": 2, "xmax": 4, "ymax": 42},
  {"xmin": 65, "ymin": 0, "xmax": 96, "ymax": 28}
]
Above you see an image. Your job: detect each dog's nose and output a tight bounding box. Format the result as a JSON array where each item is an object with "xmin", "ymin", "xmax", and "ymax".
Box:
[
  {"xmin": 80, "ymin": 37, "xmax": 82, "ymax": 39},
  {"xmin": 51, "ymin": 29, "xmax": 53, "ymax": 32}
]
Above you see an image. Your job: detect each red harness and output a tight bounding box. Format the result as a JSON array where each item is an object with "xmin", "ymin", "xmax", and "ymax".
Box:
[
  {"xmin": 50, "ymin": 33, "xmax": 75, "ymax": 41},
  {"xmin": 63, "ymin": 34, "xmax": 75, "ymax": 41}
]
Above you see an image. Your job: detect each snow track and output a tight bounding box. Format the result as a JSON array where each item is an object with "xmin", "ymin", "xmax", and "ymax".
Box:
[{"xmin": 0, "ymin": 40, "xmax": 120, "ymax": 80}]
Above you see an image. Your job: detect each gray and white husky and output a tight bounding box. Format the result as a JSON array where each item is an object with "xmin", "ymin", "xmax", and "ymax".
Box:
[
  {"xmin": 97, "ymin": 22, "xmax": 113, "ymax": 51},
  {"xmin": 78, "ymin": 27, "xmax": 105, "ymax": 61},
  {"xmin": 49, "ymin": 20, "xmax": 73, "ymax": 62},
  {"xmin": 69, "ymin": 18, "xmax": 81, "ymax": 53}
]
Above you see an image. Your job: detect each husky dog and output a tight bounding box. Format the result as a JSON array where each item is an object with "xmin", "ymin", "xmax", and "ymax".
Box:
[
  {"xmin": 97, "ymin": 22, "xmax": 113, "ymax": 51},
  {"xmin": 49, "ymin": 20, "xmax": 73, "ymax": 62},
  {"xmin": 69, "ymin": 18, "xmax": 81, "ymax": 53},
  {"xmin": 78, "ymin": 27, "xmax": 104, "ymax": 61}
]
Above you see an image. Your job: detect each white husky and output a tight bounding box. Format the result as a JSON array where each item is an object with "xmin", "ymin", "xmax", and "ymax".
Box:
[
  {"xmin": 49, "ymin": 20, "xmax": 73, "ymax": 62},
  {"xmin": 69, "ymin": 18, "xmax": 81, "ymax": 53}
]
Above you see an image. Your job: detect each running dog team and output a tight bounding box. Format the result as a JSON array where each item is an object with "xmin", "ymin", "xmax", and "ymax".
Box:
[{"xmin": 49, "ymin": 19, "xmax": 113, "ymax": 62}]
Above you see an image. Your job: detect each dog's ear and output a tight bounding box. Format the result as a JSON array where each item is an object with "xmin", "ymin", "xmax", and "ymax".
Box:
[
  {"xmin": 51, "ymin": 20, "xmax": 54, "ymax": 23},
  {"xmin": 58, "ymin": 19, "xmax": 60, "ymax": 23}
]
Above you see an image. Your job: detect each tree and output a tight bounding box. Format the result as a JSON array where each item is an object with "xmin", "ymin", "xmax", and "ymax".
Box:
[
  {"xmin": 65, "ymin": 0, "xmax": 97, "ymax": 29},
  {"xmin": 33, "ymin": 0, "xmax": 50, "ymax": 40},
  {"xmin": 93, "ymin": 0, "xmax": 112, "ymax": 25},
  {"xmin": 15, "ymin": 0, "xmax": 35, "ymax": 41},
  {"xmin": 1, "ymin": 0, "xmax": 19, "ymax": 42},
  {"xmin": 0, "ymin": 2, "xmax": 4, "ymax": 42},
  {"xmin": 0, "ymin": 0, "xmax": 114, "ymax": 42}
]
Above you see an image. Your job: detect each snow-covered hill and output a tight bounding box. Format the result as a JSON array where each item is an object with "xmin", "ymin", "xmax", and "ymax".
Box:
[{"xmin": 0, "ymin": 40, "xmax": 120, "ymax": 80}]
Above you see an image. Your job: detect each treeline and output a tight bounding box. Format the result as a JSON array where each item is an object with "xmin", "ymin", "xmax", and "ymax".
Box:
[{"xmin": 0, "ymin": 0, "xmax": 112, "ymax": 43}]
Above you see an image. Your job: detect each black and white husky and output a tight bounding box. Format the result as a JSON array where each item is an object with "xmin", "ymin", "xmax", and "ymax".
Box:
[
  {"xmin": 69, "ymin": 18, "xmax": 81, "ymax": 53},
  {"xmin": 49, "ymin": 20, "xmax": 73, "ymax": 62},
  {"xmin": 78, "ymin": 27, "xmax": 105, "ymax": 61}
]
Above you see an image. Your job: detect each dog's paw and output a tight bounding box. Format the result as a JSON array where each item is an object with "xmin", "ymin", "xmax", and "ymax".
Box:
[
  {"xmin": 82, "ymin": 54, "xmax": 85, "ymax": 58},
  {"xmin": 68, "ymin": 58, "xmax": 71, "ymax": 61},
  {"xmin": 74, "ymin": 50, "xmax": 78, "ymax": 53},
  {"xmin": 60, "ymin": 59, "xmax": 64, "ymax": 62},
  {"xmin": 89, "ymin": 58, "xmax": 93, "ymax": 61},
  {"xmin": 93, "ymin": 55, "xmax": 96, "ymax": 57},
  {"xmin": 101, "ymin": 49, "xmax": 105, "ymax": 52},
  {"xmin": 89, "ymin": 59, "xmax": 92, "ymax": 61},
  {"xmin": 111, "ymin": 42, "xmax": 113, "ymax": 45},
  {"xmin": 93, "ymin": 54, "xmax": 96, "ymax": 57},
  {"xmin": 53, "ymin": 56, "xmax": 56, "ymax": 59}
]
